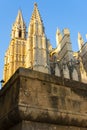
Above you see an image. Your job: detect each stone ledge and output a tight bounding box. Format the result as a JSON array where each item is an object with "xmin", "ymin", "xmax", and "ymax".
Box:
[
  {"xmin": 18, "ymin": 104, "xmax": 87, "ymax": 127},
  {"xmin": 9, "ymin": 120, "xmax": 87, "ymax": 130}
]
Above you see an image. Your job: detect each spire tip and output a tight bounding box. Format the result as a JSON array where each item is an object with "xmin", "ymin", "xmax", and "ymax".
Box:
[{"xmin": 34, "ymin": 2, "xmax": 37, "ymax": 7}]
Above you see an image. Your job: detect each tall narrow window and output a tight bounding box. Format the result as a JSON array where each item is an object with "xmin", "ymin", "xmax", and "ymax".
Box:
[{"xmin": 19, "ymin": 30, "xmax": 22, "ymax": 38}]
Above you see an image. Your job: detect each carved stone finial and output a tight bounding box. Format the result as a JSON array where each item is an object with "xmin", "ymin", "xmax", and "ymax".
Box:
[
  {"xmin": 63, "ymin": 28, "xmax": 70, "ymax": 35},
  {"xmin": 78, "ymin": 32, "xmax": 84, "ymax": 50},
  {"xmin": 56, "ymin": 28, "xmax": 62, "ymax": 46}
]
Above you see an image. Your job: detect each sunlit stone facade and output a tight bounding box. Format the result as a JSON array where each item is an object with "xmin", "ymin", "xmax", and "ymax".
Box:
[{"xmin": 3, "ymin": 3, "xmax": 87, "ymax": 85}]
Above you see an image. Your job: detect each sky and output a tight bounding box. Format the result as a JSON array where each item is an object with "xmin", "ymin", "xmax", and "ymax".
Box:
[{"xmin": 0, "ymin": 0, "xmax": 87, "ymax": 87}]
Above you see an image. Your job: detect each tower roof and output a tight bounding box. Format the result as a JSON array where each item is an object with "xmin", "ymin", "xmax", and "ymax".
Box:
[
  {"xmin": 11, "ymin": 10, "xmax": 26, "ymax": 39},
  {"xmin": 30, "ymin": 3, "xmax": 43, "ymax": 24},
  {"xmin": 15, "ymin": 10, "xmax": 25, "ymax": 25}
]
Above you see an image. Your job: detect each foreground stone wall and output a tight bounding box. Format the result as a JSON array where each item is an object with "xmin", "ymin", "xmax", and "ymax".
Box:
[
  {"xmin": 0, "ymin": 67, "xmax": 87, "ymax": 130},
  {"xmin": 10, "ymin": 121, "xmax": 87, "ymax": 130}
]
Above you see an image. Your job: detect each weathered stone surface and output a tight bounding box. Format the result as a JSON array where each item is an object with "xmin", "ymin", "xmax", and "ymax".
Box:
[
  {"xmin": 0, "ymin": 67, "xmax": 87, "ymax": 130},
  {"xmin": 9, "ymin": 121, "xmax": 87, "ymax": 130}
]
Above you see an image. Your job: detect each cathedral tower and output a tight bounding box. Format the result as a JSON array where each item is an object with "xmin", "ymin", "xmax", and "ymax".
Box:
[
  {"xmin": 3, "ymin": 3, "xmax": 50, "ymax": 85},
  {"xmin": 25, "ymin": 3, "xmax": 50, "ymax": 73},
  {"xmin": 3, "ymin": 10, "xmax": 26, "ymax": 83},
  {"xmin": 11, "ymin": 10, "xmax": 26, "ymax": 39}
]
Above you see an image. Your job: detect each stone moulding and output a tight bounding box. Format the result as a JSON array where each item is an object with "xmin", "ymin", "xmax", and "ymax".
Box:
[{"xmin": 0, "ymin": 67, "xmax": 87, "ymax": 130}]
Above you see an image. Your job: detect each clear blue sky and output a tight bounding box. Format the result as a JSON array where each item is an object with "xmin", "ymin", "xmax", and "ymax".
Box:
[{"xmin": 0, "ymin": 0, "xmax": 87, "ymax": 87}]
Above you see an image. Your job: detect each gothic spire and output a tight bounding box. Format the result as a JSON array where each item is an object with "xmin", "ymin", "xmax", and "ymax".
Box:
[
  {"xmin": 30, "ymin": 3, "xmax": 43, "ymax": 24},
  {"xmin": 28, "ymin": 3, "xmax": 44, "ymax": 36},
  {"xmin": 11, "ymin": 10, "xmax": 26, "ymax": 39},
  {"xmin": 15, "ymin": 10, "xmax": 25, "ymax": 25}
]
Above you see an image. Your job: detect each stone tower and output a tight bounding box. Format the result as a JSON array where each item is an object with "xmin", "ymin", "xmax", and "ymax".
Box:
[
  {"xmin": 56, "ymin": 28, "xmax": 73, "ymax": 63},
  {"xmin": 3, "ymin": 4, "xmax": 50, "ymax": 85},
  {"xmin": 25, "ymin": 3, "xmax": 50, "ymax": 73},
  {"xmin": 3, "ymin": 10, "xmax": 26, "ymax": 83}
]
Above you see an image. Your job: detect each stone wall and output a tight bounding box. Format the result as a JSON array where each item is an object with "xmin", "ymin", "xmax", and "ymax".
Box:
[
  {"xmin": 0, "ymin": 67, "xmax": 87, "ymax": 130},
  {"xmin": 10, "ymin": 121, "xmax": 87, "ymax": 130}
]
